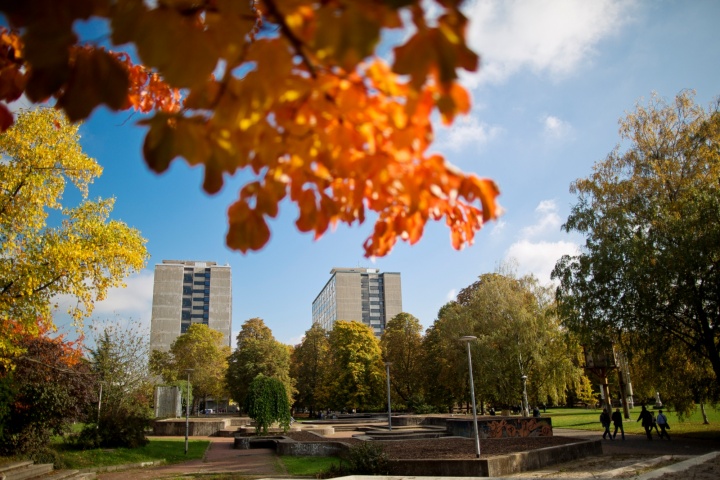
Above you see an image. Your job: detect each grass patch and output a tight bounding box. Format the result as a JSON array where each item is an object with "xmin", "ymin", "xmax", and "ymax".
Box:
[
  {"xmin": 547, "ymin": 405, "xmax": 720, "ymax": 439},
  {"xmin": 279, "ymin": 455, "xmax": 341, "ymax": 476},
  {"xmin": 56, "ymin": 439, "xmax": 209, "ymax": 469}
]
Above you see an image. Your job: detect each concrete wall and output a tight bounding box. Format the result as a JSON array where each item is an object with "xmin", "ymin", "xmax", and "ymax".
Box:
[
  {"xmin": 276, "ymin": 441, "xmax": 350, "ymax": 457},
  {"xmin": 150, "ymin": 264, "xmax": 184, "ymax": 352},
  {"xmin": 208, "ymin": 266, "xmax": 232, "ymax": 347},
  {"xmin": 447, "ymin": 416, "xmax": 553, "ymax": 438},
  {"xmin": 153, "ymin": 419, "xmax": 231, "ymax": 436},
  {"xmin": 385, "ymin": 439, "xmax": 600, "ymax": 477},
  {"xmin": 485, "ymin": 439, "xmax": 602, "ymax": 476},
  {"xmin": 154, "ymin": 386, "xmax": 182, "ymax": 418},
  {"xmin": 382, "ymin": 272, "xmax": 402, "ymax": 324}
]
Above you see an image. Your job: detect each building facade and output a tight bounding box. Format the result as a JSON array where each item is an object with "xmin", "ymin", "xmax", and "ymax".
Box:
[
  {"xmin": 312, "ymin": 267, "xmax": 402, "ymax": 336},
  {"xmin": 150, "ymin": 260, "xmax": 232, "ymax": 352}
]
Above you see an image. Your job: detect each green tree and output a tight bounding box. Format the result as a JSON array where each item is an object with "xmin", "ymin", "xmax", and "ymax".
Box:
[
  {"xmin": 425, "ymin": 268, "xmax": 582, "ymax": 412},
  {"xmin": 151, "ymin": 324, "xmax": 230, "ymax": 413},
  {"xmin": 0, "ymin": 108, "xmax": 148, "ymax": 356},
  {"xmin": 245, "ymin": 374, "xmax": 291, "ymax": 434},
  {"xmin": 290, "ymin": 323, "xmax": 329, "ymax": 417},
  {"xmin": 420, "ymin": 302, "xmax": 471, "ymax": 413},
  {"xmin": 78, "ymin": 319, "xmax": 153, "ymax": 448},
  {"xmin": 380, "ymin": 312, "xmax": 424, "ymax": 409},
  {"xmin": 325, "ymin": 320, "xmax": 384, "ymax": 411},
  {"xmin": 553, "ymin": 91, "xmax": 720, "ymax": 394},
  {"xmin": 226, "ymin": 318, "xmax": 293, "ymax": 410}
]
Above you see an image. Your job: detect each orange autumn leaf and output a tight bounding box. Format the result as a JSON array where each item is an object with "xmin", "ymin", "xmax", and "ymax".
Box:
[{"xmin": 0, "ymin": 0, "xmax": 500, "ymax": 258}]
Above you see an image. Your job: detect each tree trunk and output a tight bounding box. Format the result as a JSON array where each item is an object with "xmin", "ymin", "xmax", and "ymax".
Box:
[{"xmin": 701, "ymin": 403, "xmax": 710, "ymax": 424}]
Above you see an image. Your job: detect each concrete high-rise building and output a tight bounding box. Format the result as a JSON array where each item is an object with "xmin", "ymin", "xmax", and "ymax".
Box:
[
  {"xmin": 312, "ymin": 267, "xmax": 402, "ymax": 336},
  {"xmin": 150, "ymin": 260, "xmax": 232, "ymax": 352}
]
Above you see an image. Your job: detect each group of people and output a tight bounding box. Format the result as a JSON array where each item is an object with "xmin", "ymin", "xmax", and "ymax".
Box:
[
  {"xmin": 600, "ymin": 405, "xmax": 670, "ymax": 441},
  {"xmin": 637, "ymin": 405, "xmax": 671, "ymax": 440},
  {"xmin": 599, "ymin": 407, "xmax": 626, "ymax": 440}
]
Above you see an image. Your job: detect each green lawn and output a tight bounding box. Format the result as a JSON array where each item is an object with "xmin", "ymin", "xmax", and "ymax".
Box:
[
  {"xmin": 279, "ymin": 455, "xmax": 341, "ymax": 476},
  {"xmin": 56, "ymin": 439, "xmax": 209, "ymax": 469},
  {"xmin": 546, "ymin": 405, "xmax": 720, "ymax": 439}
]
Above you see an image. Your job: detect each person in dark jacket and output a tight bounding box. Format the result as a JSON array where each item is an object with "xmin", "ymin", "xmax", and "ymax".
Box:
[
  {"xmin": 637, "ymin": 405, "xmax": 654, "ymax": 440},
  {"xmin": 600, "ymin": 408, "xmax": 612, "ymax": 440},
  {"xmin": 611, "ymin": 407, "xmax": 625, "ymax": 440}
]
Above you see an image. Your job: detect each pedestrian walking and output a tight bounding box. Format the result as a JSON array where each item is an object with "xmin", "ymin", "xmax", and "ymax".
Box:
[
  {"xmin": 656, "ymin": 409, "xmax": 671, "ymax": 440},
  {"xmin": 600, "ymin": 408, "xmax": 612, "ymax": 440},
  {"xmin": 651, "ymin": 410, "xmax": 661, "ymax": 436},
  {"xmin": 611, "ymin": 407, "xmax": 625, "ymax": 440},
  {"xmin": 637, "ymin": 405, "xmax": 654, "ymax": 440}
]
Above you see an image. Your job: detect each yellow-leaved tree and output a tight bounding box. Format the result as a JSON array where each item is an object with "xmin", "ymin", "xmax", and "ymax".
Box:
[
  {"xmin": 0, "ymin": 108, "xmax": 149, "ymax": 353},
  {"xmin": 0, "ymin": 0, "xmax": 500, "ymax": 257}
]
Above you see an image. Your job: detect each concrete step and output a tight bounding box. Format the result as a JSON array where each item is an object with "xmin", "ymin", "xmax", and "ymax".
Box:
[
  {"xmin": 0, "ymin": 461, "xmax": 34, "ymax": 477},
  {"xmin": 1, "ymin": 462, "xmax": 53, "ymax": 480},
  {"xmin": 42, "ymin": 469, "xmax": 96, "ymax": 480}
]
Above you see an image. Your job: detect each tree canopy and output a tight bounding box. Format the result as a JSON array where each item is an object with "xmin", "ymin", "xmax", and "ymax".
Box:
[
  {"xmin": 553, "ymin": 91, "xmax": 720, "ymax": 394},
  {"xmin": 80, "ymin": 320, "xmax": 153, "ymax": 448},
  {"xmin": 225, "ymin": 318, "xmax": 293, "ymax": 409},
  {"xmin": 424, "ymin": 268, "xmax": 582, "ymax": 412},
  {"xmin": 325, "ymin": 320, "xmax": 384, "ymax": 411},
  {"xmin": 0, "ymin": 108, "xmax": 148, "ymax": 353},
  {"xmin": 0, "ymin": 321, "xmax": 94, "ymax": 454},
  {"xmin": 0, "ymin": 1, "xmax": 500, "ymax": 257},
  {"xmin": 151, "ymin": 323, "xmax": 231, "ymax": 411},
  {"xmin": 245, "ymin": 374, "xmax": 291, "ymax": 434},
  {"xmin": 380, "ymin": 312, "xmax": 424, "ymax": 408},
  {"xmin": 290, "ymin": 322, "xmax": 329, "ymax": 417}
]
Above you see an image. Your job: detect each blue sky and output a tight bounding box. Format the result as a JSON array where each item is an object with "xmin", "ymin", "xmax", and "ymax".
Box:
[{"xmin": 26, "ymin": 1, "xmax": 720, "ymax": 346}]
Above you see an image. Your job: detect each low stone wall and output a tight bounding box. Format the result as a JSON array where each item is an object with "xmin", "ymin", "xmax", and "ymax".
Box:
[
  {"xmin": 387, "ymin": 439, "xmax": 600, "ymax": 477},
  {"xmin": 276, "ymin": 441, "xmax": 351, "ymax": 457},
  {"xmin": 234, "ymin": 435, "xmax": 351, "ymax": 457},
  {"xmin": 485, "ymin": 439, "xmax": 602, "ymax": 477},
  {"xmin": 153, "ymin": 419, "xmax": 231, "ymax": 436},
  {"xmin": 446, "ymin": 416, "xmax": 553, "ymax": 439}
]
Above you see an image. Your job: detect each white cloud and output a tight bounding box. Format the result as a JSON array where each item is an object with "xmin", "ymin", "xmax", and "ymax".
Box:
[
  {"xmin": 93, "ymin": 271, "xmax": 154, "ymax": 313},
  {"xmin": 462, "ymin": 0, "xmax": 631, "ymax": 86},
  {"xmin": 52, "ymin": 270, "xmax": 154, "ymax": 331},
  {"xmin": 446, "ymin": 289, "xmax": 457, "ymax": 301},
  {"xmin": 542, "ymin": 115, "xmax": 573, "ymax": 140},
  {"xmin": 520, "ymin": 200, "xmax": 562, "ymax": 238},
  {"xmin": 489, "ymin": 219, "xmax": 507, "ymax": 236},
  {"xmin": 505, "ymin": 199, "xmax": 580, "ymax": 284},
  {"xmin": 505, "ymin": 239, "xmax": 579, "ymax": 284},
  {"xmin": 433, "ymin": 114, "xmax": 503, "ymax": 152}
]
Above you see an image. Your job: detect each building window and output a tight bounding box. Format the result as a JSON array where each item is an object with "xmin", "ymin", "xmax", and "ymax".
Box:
[{"xmin": 182, "ymin": 298, "xmax": 191, "ymax": 307}]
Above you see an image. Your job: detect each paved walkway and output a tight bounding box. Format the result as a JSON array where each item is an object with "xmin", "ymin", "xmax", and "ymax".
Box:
[
  {"xmin": 93, "ymin": 429, "xmax": 720, "ymax": 480},
  {"xmin": 553, "ymin": 427, "xmax": 720, "ymax": 456},
  {"xmin": 96, "ymin": 437, "xmax": 284, "ymax": 480}
]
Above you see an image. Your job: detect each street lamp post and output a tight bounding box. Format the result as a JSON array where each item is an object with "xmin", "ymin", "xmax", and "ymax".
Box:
[
  {"xmin": 521, "ymin": 375, "xmax": 529, "ymax": 417},
  {"xmin": 385, "ymin": 362, "xmax": 392, "ymax": 431},
  {"xmin": 459, "ymin": 336, "xmax": 480, "ymax": 458},
  {"xmin": 184, "ymin": 369, "xmax": 194, "ymax": 455}
]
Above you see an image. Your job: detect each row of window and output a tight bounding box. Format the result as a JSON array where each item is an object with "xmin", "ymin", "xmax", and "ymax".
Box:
[
  {"xmin": 181, "ymin": 311, "xmax": 210, "ymax": 320},
  {"xmin": 183, "ymin": 286, "xmax": 210, "ymax": 295},
  {"xmin": 180, "ymin": 319, "xmax": 210, "ymax": 333}
]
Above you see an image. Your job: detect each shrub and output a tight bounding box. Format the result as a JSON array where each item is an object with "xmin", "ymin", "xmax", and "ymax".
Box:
[
  {"xmin": 345, "ymin": 442, "xmax": 390, "ymax": 475},
  {"xmin": 71, "ymin": 409, "xmax": 150, "ymax": 449}
]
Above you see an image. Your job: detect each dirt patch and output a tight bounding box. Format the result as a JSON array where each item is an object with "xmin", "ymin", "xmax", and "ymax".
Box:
[{"xmin": 284, "ymin": 431, "xmax": 580, "ymax": 459}]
